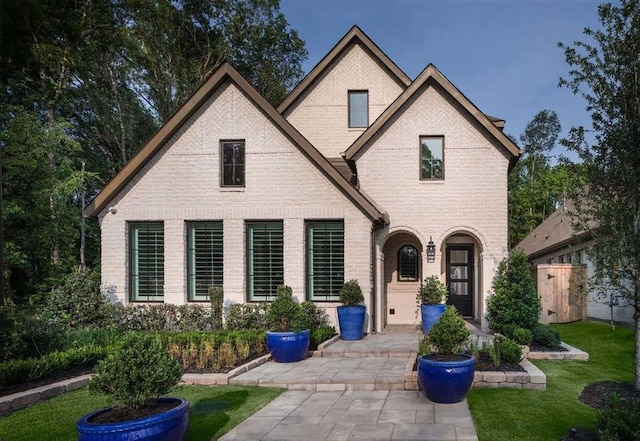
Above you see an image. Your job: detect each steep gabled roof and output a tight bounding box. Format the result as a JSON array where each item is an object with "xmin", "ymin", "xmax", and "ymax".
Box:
[
  {"xmin": 84, "ymin": 62, "xmax": 389, "ymax": 224},
  {"xmin": 277, "ymin": 25, "xmax": 412, "ymax": 115},
  {"xmin": 516, "ymin": 200, "xmax": 595, "ymax": 259},
  {"xmin": 343, "ymin": 64, "xmax": 521, "ymax": 162}
]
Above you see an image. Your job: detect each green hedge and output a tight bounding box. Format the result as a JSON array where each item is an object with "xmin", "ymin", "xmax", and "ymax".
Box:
[{"xmin": 0, "ymin": 345, "xmax": 108, "ymax": 386}]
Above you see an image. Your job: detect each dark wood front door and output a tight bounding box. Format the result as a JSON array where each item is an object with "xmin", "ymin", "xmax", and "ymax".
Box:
[{"xmin": 446, "ymin": 245, "xmax": 473, "ymax": 316}]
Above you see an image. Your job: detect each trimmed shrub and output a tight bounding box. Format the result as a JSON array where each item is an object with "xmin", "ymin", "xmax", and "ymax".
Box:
[
  {"xmin": 300, "ymin": 301, "xmax": 331, "ymax": 330},
  {"xmin": 209, "ymin": 287, "xmax": 224, "ymax": 331},
  {"xmin": 224, "ymin": 303, "xmax": 269, "ymax": 331},
  {"xmin": 417, "ymin": 275, "xmax": 448, "ymax": 305},
  {"xmin": 494, "ymin": 336, "xmax": 522, "ymax": 364},
  {"xmin": 339, "ymin": 279, "xmax": 364, "ymax": 306},
  {"xmin": 531, "ymin": 323, "xmax": 561, "ymax": 349},
  {"xmin": 597, "ymin": 395, "xmax": 640, "ymax": 441},
  {"xmin": 428, "ymin": 306, "xmax": 469, "ymax": 355},
  {"xmin": 47, "ymin": 269, "xmax": 111, "ymax": 329},
  {"xmin": 502, "ymin": 324, "xmax": 533, "ymax": 346},
  {"xmin": 487, "ymin": 249, "xmax": 541, "ymax": 333},
  {"xmin": 310, "ymin": 325, "xmax": 336, "ymax": 350},
  {"xmin": 0, "ymin": 306, "xmax": 67, "ymax": 362},
  {"xmin": 0, "ymin": 345, "xmax": 107, "ymax": 386},
  {"xmin": 265, "ymin": 285, "xmax": 306, "ymax": 332},
  {"xmin": 89, "ymin": 333, "xmax": 182, "ymax": 410}
]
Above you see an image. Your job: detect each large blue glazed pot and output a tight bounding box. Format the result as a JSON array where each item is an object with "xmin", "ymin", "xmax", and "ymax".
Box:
[
  {"xmin": 417, "ymin": 354, "xmax": 475, "ymax": 403},
  {"xmin": 337, "ymin": 305, "xmax": 366, "ymax": 340},
  {"xmin": 76, "ymin": 397, "xmax": 189, "ymax": 441},
  {"xmin": 420, "ymin": 304, "xmax": 446, "ymax": 334},
  {"xmin": 266, "ymin": 329, "xmax": 310, "ymax": 363}
]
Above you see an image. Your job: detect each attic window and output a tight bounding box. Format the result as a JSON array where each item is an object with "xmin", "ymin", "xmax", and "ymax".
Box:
[
  {"xmin": 348, "ymin": 90, "xmax": 368, "ymax": 128},
  {"xmin": 420, "ymin": 136, "xmax": 444, "ymax": 180},
  {"xmin": 221, "ymin": 140, "xmax": 245, "ymax": 187}
]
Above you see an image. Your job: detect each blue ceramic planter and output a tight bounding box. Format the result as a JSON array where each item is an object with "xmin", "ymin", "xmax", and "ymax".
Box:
[
  {"xmin": 337, "ymin": 305, "xmax": 366, "ymax": 340},
  {"xmin": 266, "ymin": 330, "xmax": 310, "ymax": 363},
  {"xmin": 76, "ymin": 397, "xmax": 189, "ymax": 441},
  {"xmin": 417, "ymin": 354, "xmax": 475, "ymax": 403},
  {"xmin": 420, "ymin": 304, "xmax": 446, "ymax": 334}
]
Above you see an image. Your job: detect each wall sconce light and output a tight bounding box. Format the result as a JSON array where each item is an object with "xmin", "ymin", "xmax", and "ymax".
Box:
[{"xmin": 426, "ymin": 236, "xmax": 436, "ymax": 262}]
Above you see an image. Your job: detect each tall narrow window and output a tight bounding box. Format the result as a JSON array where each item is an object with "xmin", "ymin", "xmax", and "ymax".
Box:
[
  {"xmin": 398, "ymin": 245, "xmax": 419, "ymax": 281},
  {"xmin": 247, "ymin": 222, "xmax": 283, "ymax": 301},
  {"xmin": 221, "ymin": 140, "xmax": 245, "ymax": 186},
  {"xmin": 420, "ymin": 136, "xmax": 444, "ymax": 180},
  {"xmin": 306, "ymin": 221, "xmax": 344, "ymax": 301},
  {"xmin": 348, "ymin": 90, "xmax": 368, "ymax": 128},
  {"xmin": 187, "ymin": 222, "xmax": 223, "ymax": 301},
  {"xmin": 130, "ymin": 223, "xmax": 164, "ymax": 301}
]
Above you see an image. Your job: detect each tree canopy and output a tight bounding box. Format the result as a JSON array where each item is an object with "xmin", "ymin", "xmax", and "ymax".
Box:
[
  {"xmin": 0, "ymin": 0, "xmax": 307, "ymax": 303},
  {"xmin": 559, "ymin": 0, "xmax": 640, "ymax": 391}
]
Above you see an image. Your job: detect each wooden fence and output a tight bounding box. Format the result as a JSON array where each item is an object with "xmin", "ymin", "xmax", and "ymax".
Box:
[{"xmin": 534, "ymin": 264, "xmax": 587, "ymax": 324}]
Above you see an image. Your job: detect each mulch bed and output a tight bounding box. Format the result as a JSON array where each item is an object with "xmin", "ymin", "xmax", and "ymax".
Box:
[
  {"xmin": 530, "ymin": 344, "xmax": 567, "ymax": 352},
  {"xmin": 559, "ymin": 381, "xmax": 640, "ymax": 441},
  {"xmin": 579, "ymin": 381, "xmax": 640, "ymax": 410}
]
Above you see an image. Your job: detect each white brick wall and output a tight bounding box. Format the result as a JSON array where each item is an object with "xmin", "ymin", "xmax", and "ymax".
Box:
[
  {"xmin": 284, "ymin": 42, "xmax": 405, "ymax": 158},
  {"xmin": 99, "ymin": 80, "xmax": 374, "ymax": 330},
  {"xmin": 354, "ymin": 84, "xmax": 511, "ymax": 330}
]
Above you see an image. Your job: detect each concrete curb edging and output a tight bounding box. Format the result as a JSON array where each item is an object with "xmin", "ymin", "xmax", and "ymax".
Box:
[
  {"xmin": 0, "ymin": 374, "xmax": 92, "ymax": 417},
  {"xmin": 528, "ymin": 342, "xmax": 589, "ymax": 360}
]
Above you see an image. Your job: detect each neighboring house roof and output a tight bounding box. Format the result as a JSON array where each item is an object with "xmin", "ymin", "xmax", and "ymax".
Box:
[
  {"xmin": 515, "ymin": 200, "xmax": 593, "ymax": 260},
  {"xmin": 277, "ymin": 25, "xmax": 412, "ymax": 115},
  {"xmin": 83, "ymin": 62, "xmax": 389, "ymax": 224},
  {"xmin": 344, "ymin": 63, "xmax": 521, "ymax": 162}
]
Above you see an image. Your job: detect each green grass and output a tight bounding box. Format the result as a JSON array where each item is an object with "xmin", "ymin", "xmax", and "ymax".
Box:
[
  {"xmin": 467, "ymin": 321, "xmax": 635, "ymax": 441},
  {"xmin": 0, "ymin": 385, "xmax": 283, "ymax": 441}
]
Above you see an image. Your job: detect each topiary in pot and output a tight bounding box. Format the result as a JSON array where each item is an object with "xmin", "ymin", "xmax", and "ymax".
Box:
[
  {"xmin": 417, "ymin": 306, "xmax": 475, "ymax": 403},
  {"xmin": 77, "ymin": 333, "xmax": 188, "ymax": 441},
  {"xmin": 337, "ymin": 279, "xmax": 366, "ymax": 341},
  {"xmin": 417, "ymin": 276, "xmax": 448, "ymax": 334},
  {"xmin": 265, "ymin": 285, "xmax": 310, "ymax": 363}
]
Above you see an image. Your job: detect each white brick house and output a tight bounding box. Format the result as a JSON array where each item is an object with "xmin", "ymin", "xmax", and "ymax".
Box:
[{"xmin": 85, "ymin": 26, "xmax": 520, "ymax": 332}]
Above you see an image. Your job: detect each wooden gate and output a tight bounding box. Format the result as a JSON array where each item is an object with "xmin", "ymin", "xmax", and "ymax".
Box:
[{"xmin": 535, "ymin": 264, "xmax": 587, "ymax": 324}]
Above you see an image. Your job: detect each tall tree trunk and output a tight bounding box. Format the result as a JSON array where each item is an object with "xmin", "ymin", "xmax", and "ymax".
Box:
[
  {"xmin": 80, "ymin": 162, "xmax": 86, "ymax": 271},
  {"xmin": 636, "ymin": 316, "xmax": 640, "ymax": 391}
]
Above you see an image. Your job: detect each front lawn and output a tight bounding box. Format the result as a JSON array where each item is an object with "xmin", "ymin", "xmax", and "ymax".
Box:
[
  {"xmin": 0, "ymin": 385, "xmax": 283, "ymax": 441},
  {"xmin": 467, "ymin": 321, "xmax": 635, "ymax": 441}
]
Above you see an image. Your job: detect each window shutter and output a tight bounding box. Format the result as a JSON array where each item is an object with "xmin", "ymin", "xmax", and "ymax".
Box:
[
  {"xmin": 248, "ymin": 222, "xmax": 283, "ymax": 300},
  {"xmin": 307, "ymin": 221, "xmax": 344, "ymax": 301},
  {"xmin": 188, "ymin": 222, "xmax": 223, "ymax": 301}
]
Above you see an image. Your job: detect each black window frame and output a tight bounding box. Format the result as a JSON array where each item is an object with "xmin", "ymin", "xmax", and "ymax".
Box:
[
  {"xmin": 420, "ymin": 135, "xmax": 445, "ymax": 180},
  {"xmin": 398, "ymin": 244, "xmax": 419, "ymax": 282},
  {"xmin": 220, "ymin": 139, "xmax": 245, "ymax": 187}
]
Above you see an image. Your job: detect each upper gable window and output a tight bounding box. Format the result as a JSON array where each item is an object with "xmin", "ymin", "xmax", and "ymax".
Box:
[
  {"xmin": 420, "ymin": 136, "xmax": 444, "ymax": 180},
  {"xmin": 221, "ymin": 140, "xmax": 245, "ymax": 187},
  {"xmin": 348, "ymin": 90, "xmax": 368, "ymax": 128}
]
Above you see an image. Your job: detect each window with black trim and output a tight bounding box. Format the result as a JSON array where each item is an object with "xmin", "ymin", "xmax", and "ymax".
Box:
[
  {"xmin": 187, "ymin": 222, "xmax": 223, "ymax": 301},
  {"xmin": 398, "ymin": 245, "xmax": 419, "ymax": 281},
  {"xmin": 247, "ymin": 222, "xmax": 283, "ymax": 301},
  {"xmin": 348, "ymin": 90, "xmax": 368, "ymax": 128},
  {"xmin": 221, "ymin": 140, "xmax": 245, "ymax": 186},
  {"xmin": 306, "ymin": 221, "xmax": 344, "ymax": 301},
  {"xmin": 420, "ymin": 136, "xmax": 444, "ymax": 180},
  {"xmin": 130, "ymin": 222, "xmax": 164, "ymax": 301}
]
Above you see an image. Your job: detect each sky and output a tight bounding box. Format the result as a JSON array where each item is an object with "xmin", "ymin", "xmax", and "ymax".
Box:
[{"xmin": 280, "ymin": 0, "xmax": 603, "ymax": 157}]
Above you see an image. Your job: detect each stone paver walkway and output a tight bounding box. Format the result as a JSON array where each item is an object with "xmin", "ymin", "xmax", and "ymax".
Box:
[{"xmin": 221, "ymin": 326, "xmax": 480, "ymax": 441}]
